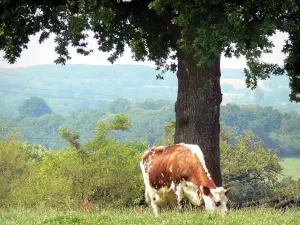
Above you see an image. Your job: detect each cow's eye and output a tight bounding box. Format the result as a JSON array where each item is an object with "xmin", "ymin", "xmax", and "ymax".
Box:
[{"xmin": 215, "ymin": 201, "xmax": 221, "ymax": 207}]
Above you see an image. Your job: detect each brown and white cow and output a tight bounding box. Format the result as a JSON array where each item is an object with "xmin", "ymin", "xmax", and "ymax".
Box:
[{"xmin": 140, "ymin": 143, "xmax": 231, "ymax": 216}]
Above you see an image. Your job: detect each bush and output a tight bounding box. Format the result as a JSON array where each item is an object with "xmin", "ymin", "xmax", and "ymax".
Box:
[
  {"xmin": 0, "ymin": 128, "xmax": 29, "ymax": 207},
  {"xmin": 221, "ymin": 128, "xmax": 282, "ymax": 202},
  {"xmin": 161, "ymin": 121, "xmax": 284, "ymax": 203},
  {"xmin": 0, "ymin": 126, "xmax": 48, "ymax": 207},
  {"xmin": 4, "ymin": 115, "xmax": 146, "ymax": 209},
  {"xmin": 274, "ymin": 177, "xmax": 300, "ymax": 198}
]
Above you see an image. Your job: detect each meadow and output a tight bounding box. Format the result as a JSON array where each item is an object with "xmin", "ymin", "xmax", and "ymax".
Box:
[
  {"xmin": 0, "ymin": 207, "xmax": 300, "ymax": 225},
  {"xmin": 281, "ymin": 157, "xmax": 300, "ymax": 179}
]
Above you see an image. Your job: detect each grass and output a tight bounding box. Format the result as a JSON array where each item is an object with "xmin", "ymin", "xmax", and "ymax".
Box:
[
  {"xmin": 1, "ymin": 157, "xmax": 299, "ymax": 224},
  {"xmin": 0, "ymin": 207, "xmax": 300, "ymax": 225},
  {"xmin": 280, "ymin": 157, "xmax": 300, "ymax": 179}
]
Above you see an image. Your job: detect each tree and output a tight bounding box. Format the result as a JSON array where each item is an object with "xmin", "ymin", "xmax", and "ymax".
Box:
[
  {"xmin": 269, "ymin": 111, "xmax": 300, "ymax": 154},
  {"xmin": 54, "ymin": 114, "xmax": 142, "ymax": 208},
  {"xmin": 108, "ymin": 98, "xmax": 132, "ymax": 113},
  {"xmin": 221, "ymin": 129, "xmax": 282, "ymax": 185},
  {"xmin": 18, "ymin": 97, "xmax": 52, "ymax": 117},
  {"xmin": 220, "ymin": 126, "xmax": 283, "ymax": 202},
  {"xmin": 1, "ymin": 0, "xmax": 300, "ymax": 185}
]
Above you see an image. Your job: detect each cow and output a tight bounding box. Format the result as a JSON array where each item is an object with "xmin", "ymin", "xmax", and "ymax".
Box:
[{"xmin": 140, "ymin": 143, "xmax": 231, "ymax": 216}]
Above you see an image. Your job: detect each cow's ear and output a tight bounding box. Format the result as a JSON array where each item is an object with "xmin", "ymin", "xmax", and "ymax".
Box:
[
  {"xmin": 203, "ymin": 186, "xmax": 211, "ymax": 196},
  {"xmin": 225, "ymin": 187, "xmax": 232, "ymax": 196}
]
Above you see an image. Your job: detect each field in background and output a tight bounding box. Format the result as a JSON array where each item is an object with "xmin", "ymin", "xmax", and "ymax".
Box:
[
  {"xmin": 280, "ymin": 157, "xmax": 300, "ymax": 179},
  {"xmin": 0, "ymin": 208, "xmax": 299, "ymax": 225}
]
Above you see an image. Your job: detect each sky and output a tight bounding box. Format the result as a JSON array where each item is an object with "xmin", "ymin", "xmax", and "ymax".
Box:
[{"xmin": 0, "ymin": 31, "xmax": 289, "ymax": 69}]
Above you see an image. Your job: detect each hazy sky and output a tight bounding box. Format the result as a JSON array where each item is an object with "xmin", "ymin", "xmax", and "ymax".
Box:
[{"xmin": 0, "ymin": 31, "xmax": 288, "ymax": 69}]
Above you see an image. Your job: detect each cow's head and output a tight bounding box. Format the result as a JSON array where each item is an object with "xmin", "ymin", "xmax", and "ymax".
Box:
[{"xmin": 202, "ymin": 186, "xmax": 232, "ymax": 215}]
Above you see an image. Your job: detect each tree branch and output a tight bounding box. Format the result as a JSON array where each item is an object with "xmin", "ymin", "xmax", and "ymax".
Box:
[
  {"xmin": 224, "ymin": 169, "xmax": 264, "ymax": 183},
  {"xmin": 114, "ymin": 1, "xmax": 180, "ymax": 45}
]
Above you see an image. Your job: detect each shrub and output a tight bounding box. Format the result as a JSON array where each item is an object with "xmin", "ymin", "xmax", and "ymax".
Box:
[{"xmin": 8, "ymin": 115, "xmax": 146, "ymax": 209}]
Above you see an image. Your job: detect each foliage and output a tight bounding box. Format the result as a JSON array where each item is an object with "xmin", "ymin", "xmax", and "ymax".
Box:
[
  {"xmin": 274, "ymin": 177, "xmax": 300, "ymax": 198},
  {"xmin": 220, "ymin": 104, "xmax": 300, "ymax": 155},
  {"xmin": 13, "ymin": 150, "xmax": 77, "ymax": 209},
  {"xmin": 269, "ymin": 112, "xmax": 300, "ymax": 154},
  {"xmin": 2, "ymin": 100, "xmax": 300, "ymax": 154},
  {"xmin": 0, "ymin": 126, "xmax": 48, "ymax": 207},
  {"xmin": 220, "ymin": 126, "xmax": 282, "ymax": 202},
  {"xmin": 18, "ymin": 97, "xmax": 52, "ymax": 117},
  {"xmin": 0, "ymin": 98, "xmax": 299, "ymax": 155},
  {"xmin": 163, "ymin": 120, "xmax": 176, "ymax": 145},
  {"xmin": 0, "ymin": 113, "xmax": 66, "ymax": 149},
  {"xmin": 0, "ymin": 128, "xmax": 28, "ymax": 207},
  {"xmin": 221, "ymin": 130, "xmax": 282, "ymax": 185},
  {"xmin": 125, "ymin": 104, "xmax": 175, "ymax": 145}
]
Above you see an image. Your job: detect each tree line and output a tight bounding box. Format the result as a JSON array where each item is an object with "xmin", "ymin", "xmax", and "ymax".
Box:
[{"xmin": 1, "ymin": 97, "xmax": 299, "ymax": 156}]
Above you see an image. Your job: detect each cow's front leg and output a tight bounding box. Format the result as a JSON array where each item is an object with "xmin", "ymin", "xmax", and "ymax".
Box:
[
  {"xmin": 148, "ymin": 192, "xmax": 161, "ymax": 216},
  {"xmin": 144, "ymin": 188, "xmax": 151, "ymax": 204},
  {"xmin": 174, "ymin": 184, "xmax": 184, "ymax": 210},
  {"xmin": 151, "ymin": 199, "xmax": 160, "ymax": 216}
]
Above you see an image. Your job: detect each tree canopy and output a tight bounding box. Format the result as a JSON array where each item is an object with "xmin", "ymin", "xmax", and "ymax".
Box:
[
  {"xmin": 1, "ymin": 0, "xmax": 300, "ymax": 101},
  {"xmin": 18, "ymin": 96, "xmax": 52, "ymax": 117}
]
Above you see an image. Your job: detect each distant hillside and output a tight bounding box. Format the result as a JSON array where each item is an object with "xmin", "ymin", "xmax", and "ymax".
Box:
[{"xmin": 0, "ymin": 64, "xmax": 299, "ymax": 116}]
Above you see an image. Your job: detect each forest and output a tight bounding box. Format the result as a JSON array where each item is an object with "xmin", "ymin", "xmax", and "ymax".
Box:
[{"xmin": 1, "ymin": 97, "xmax": 300, "ymax": 156}]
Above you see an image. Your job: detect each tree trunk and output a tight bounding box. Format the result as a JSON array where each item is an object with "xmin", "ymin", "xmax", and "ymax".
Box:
[{"xmin": 174, "ymin": 51, "xmax": 223, "ymax": 186}]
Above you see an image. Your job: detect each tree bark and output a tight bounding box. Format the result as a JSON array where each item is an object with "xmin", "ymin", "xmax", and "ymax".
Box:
[{"xmin": 174, "ymin": 51, "xmax": 223, "ymax": 186}]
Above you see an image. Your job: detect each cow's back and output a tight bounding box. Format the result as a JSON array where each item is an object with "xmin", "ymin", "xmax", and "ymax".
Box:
[
  {"xmin": 148, "ymin": 144, "xmax": 216, "ymax": 190},
  {"xmin": 141, "ymin": 145, "xmax": 167, "ymax": 172}
]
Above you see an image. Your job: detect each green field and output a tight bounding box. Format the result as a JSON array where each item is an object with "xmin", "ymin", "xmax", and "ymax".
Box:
[
  {"xmin": 0, "ymin": 208, "xmax": 300, "ymax": 225},
  {"xmin": 280, "ymin": 157, "xmax": 300, "ymax": 179}
]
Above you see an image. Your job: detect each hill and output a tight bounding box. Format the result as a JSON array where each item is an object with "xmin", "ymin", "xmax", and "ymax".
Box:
[{"xmin": 0, "ymin": 64, "xmax": 299, "ymax": 116}]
